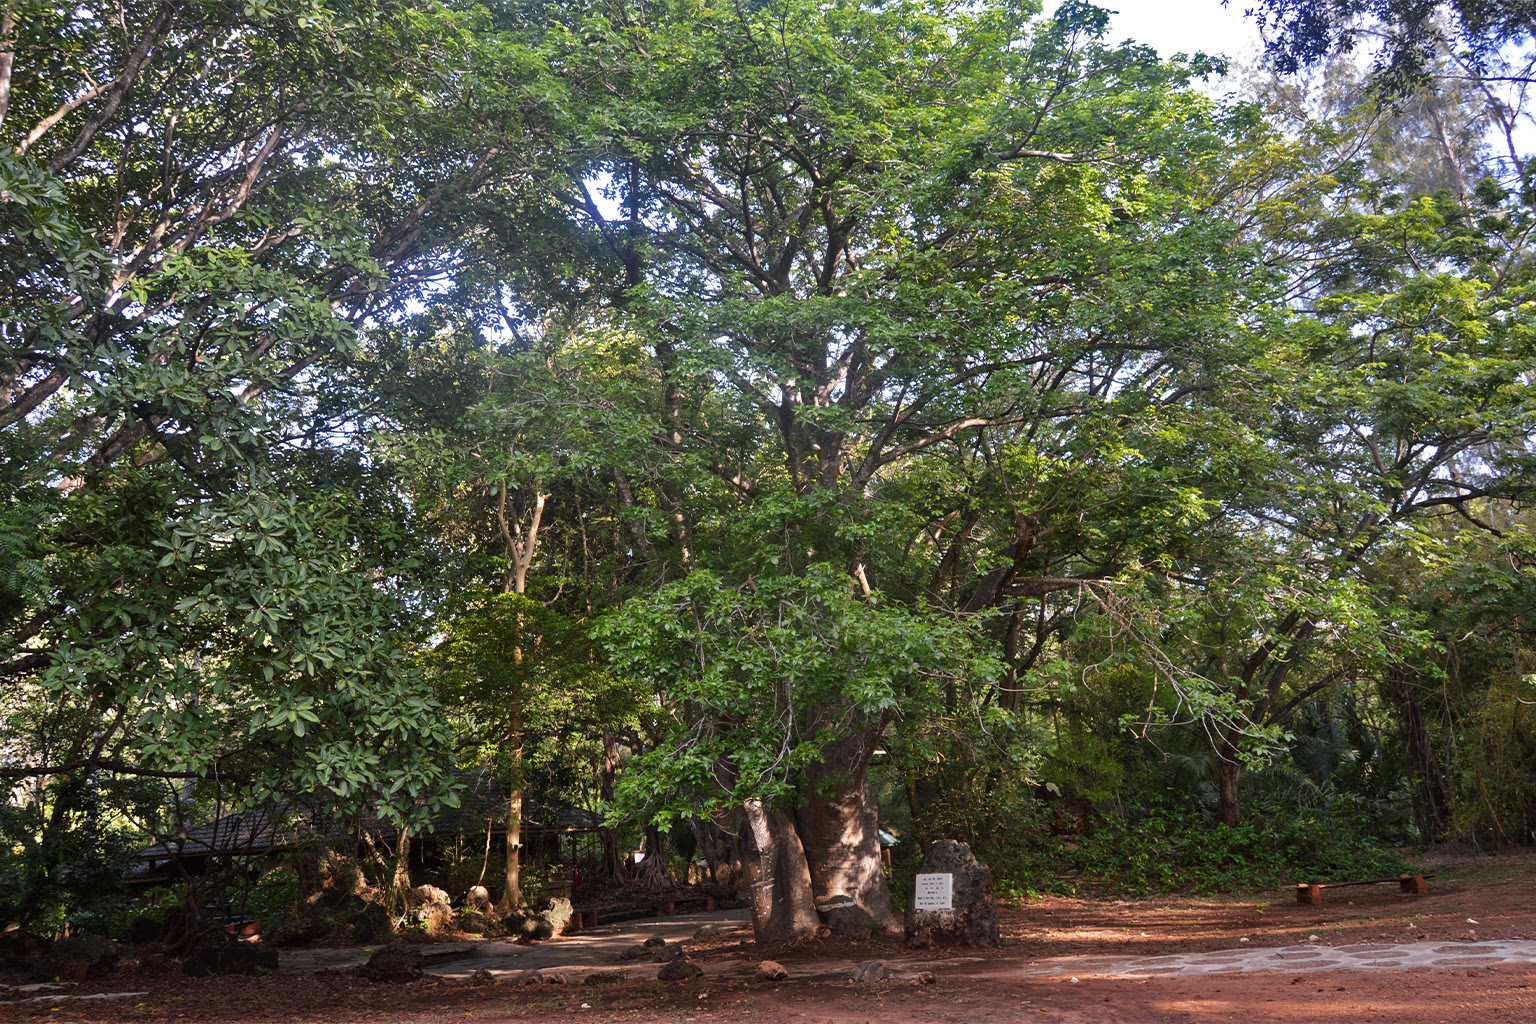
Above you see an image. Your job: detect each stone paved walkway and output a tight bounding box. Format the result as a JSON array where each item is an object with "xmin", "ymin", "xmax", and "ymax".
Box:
[
  {"xmin": 1007, "ymin": 939, "xmax": 1536, "ymax": 979},
  {"xmin": 277, "ymin": 911, "xmax": 1536, "ymax": 985}
]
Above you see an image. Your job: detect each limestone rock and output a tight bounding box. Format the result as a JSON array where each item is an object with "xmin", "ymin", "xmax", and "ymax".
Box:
[
  {"xmin": 456, "ymin": 909, "xmax": 491, "ymax": 935},
  {"xmin": 505, "ymin": 896, "xmax": 574, "ymax": 942},
  {"xmin": 409, "ymin": 884, "xmax": 451, "ymax": 906},
  {"xmin": 656, "ymin": 957, "xmax": 704, "ymax": 981},
  {"xmin": 849, "ymin": 960, "xmax": 891, "ymax": 983},
  {"xmin": 464, "ymin": 885, "xmax": 494, "ymax": 914},
  {"xmin": 903, "ymin": 839, "xmax": 999, "ymax": 949},
  {"xmin": 756, "ymin": 959, "xmax": 789, "ymax": 981},
  {"xmin": 415, "ymin": 900, "xmax": 455, "ymax": 934},
  {"xmin": 616, "ymin": 943, "xmax": 656, "ymax": 961},
  {"xmin": 349, "ymin": 906, "xmax": 392, "ymax": 945},
  {"xmin": 818, "ymin": 895, "xmax": 877, "ymax": 937},
  {"xmin": 699, "ymin": 882, "xmax": 739, "ymax": 902},
  {"xmin": 0, "ymin": 956, "xmax": 47, "ymax": 984},
  {"xmin": 356, "ymin": 940, "xmax": 423, "ymax": 982},
  {"xmin": 533, "ymin": 896, "xmax": 574, "ymax": 937}
]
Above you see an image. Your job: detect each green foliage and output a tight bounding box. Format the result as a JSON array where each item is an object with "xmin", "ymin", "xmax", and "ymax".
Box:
[
  {"xmin": 1451, "ymin": 676, "xmax": 1536, "ymax": 847},
  {"xmin": 0, "ymin": 803, "xmax": 141, "ymax": 936},
  {"xmin": 992, "ymin": 800, "xmax": 1414, "ymax": 898},
  {"xmin": 602, "ymin": 562, "xmax": 996, "ymax": 821}
]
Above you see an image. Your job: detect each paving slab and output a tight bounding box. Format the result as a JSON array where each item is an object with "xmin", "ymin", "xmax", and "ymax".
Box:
[
  {"xmin": 278, "ymin": 915, "xmax": 1536, "ymax": 986},
  {"xmin": 1005, "ymin": 939, "xmax": 1536, "ymax": 979}
]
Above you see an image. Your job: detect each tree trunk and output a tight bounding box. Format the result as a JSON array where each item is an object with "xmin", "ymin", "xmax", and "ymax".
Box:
[
  {"xmin": 1388, "ymin": 665, "xmax": 1452, "ymax": 840},
  {"xmin": 600, "ymin": 730, "xmax": 627, "ymax": 882},
  {"xmin": 637, "ymin": 822, "xmax": 673, "ymax": 888},
  {"xmin": 742, "ymin": 798, "xmax": 820, "ymax": 944},
  {"xmin": 500, "ymin": 776, "xmax": 522, "ymax": 909},
  {"xmin": 499, "ymin": 698, "xmax": 524, "ymax": 911},
  {"xmin": 392, "ymin": 828, "xmax": 412, "ymax": 902},
  {"xmin": 1216, "ymin": 733, "xmax": 1242, "ymax": 827},
  {"xmin": 793, "ymin": 731, "xmax": 894, "ymax": 929}
]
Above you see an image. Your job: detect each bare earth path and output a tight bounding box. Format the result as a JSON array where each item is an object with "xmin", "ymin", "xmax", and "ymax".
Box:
[{"xmin": 5, "ymin": 848, "xmax": 1533, "ymax": 1023}]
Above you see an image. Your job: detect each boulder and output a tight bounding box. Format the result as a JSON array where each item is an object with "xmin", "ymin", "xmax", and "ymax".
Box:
[
  {"xmin": 849, "ymin": 960, "xmax": 891, "ymax": 983},
  {"xmin": 533, "ymin": 896, "xmax": 574, "ymax": 937},
  {"xmin": 456, "ymin": 909, "xmax": 490, "ymax": 935},
  {"xmin": 0, "ymin": 931, "xmax": 50, "ymax": 959},
  {"xmin": 349, "ymin": 906, "xmax": 393, "ymax": 944},
  {"xmin": 356, "ymin": 940, "xmax": 423, "ymax": 982},
  {"xmin": 903, "ymin": 839, "xmax": 998, "ymax": 949},
  {"xmin": 756, "ymin": 959, "xmax": 789, "ymax": 981},
  {"xmin": 409, "ymin": 884, "xmax": 451, "ymax": 907},
  {"xmin": 267, "ymin": 912, "xmax": 328, "ymax": 947},
  {"xmin": 414, "ymin": 900, "xmax": 455, "ymax": 934},
  {"xmin": 615, "ymin": 943, "xmax": 656, "ymax": 961},
  {"xmin": 818, "ymin": 895, "xmax": 878, "ymax": 938},
  {"xmin": 505, "ymin": 896, "xmax": 574, "ymax": 942},
  {"xmin": 181, "ymin": 940, "xmax": 278, "ymax": 977},
  {"xmin": 464, "ymin": 885, "xmax": 494, "ymax": 915},
  {"xmin": 656, "ymin": 957, "xmax": 704, "ymax": 981},
  {"xmin": 469, "ymin": 968, "xmax": 496, "ymax": 986},
  {"xmin": 699, "ymin": 882, "xmax": 739, "ymax": 902},
  {"xmin": 0, "ymin": 957, "xmax": 47, "ymax": 984},
  {"xmin": 53, "ymin": 934, "xmax": 121, "ymax": 977}
]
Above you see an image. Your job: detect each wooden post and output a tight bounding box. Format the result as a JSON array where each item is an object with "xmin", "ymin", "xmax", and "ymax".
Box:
[
  {"xmin": 1399, "ymin": 874, "xmax": 1428, "ymax": 895},
  {"xmin": 1296, "ymin": 883, "xmax": 1322, "ymax": 905}
]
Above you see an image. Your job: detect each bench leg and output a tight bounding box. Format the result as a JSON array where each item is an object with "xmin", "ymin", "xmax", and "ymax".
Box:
[
  {"xmin": 1297, "ymin": 883, "xmax": 1322, "ymax": 905},
  {"xmin": 1399, "ymin": 874, "xmax": 1428, "ymax": 895}
]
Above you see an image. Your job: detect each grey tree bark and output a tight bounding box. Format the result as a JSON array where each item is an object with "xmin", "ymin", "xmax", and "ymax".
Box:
[
  {"xmin": 794, "ymin": 731, "xmax": 893, "ymax": 931},
  {"xmin": 743, "ymin": 798, "xmax": 819, "ymax": 944}
]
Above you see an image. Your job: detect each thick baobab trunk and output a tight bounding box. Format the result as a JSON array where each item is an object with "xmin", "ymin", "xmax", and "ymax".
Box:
[
  {"xmin": 743, "ymin": 798, "xmax": 820, "ymax": 944},
  {"xmin": 794, "ymin": 732, "xmax": 893, "ymax": 930}
]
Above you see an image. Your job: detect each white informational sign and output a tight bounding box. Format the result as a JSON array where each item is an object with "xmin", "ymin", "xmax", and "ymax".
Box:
[{"xmin": 913, "ymin": 872, "xmax": 954, "ymax": 911}]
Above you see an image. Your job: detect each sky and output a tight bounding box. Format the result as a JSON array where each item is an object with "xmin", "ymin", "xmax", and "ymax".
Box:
[{"xmin": 1046, "ymin": 1, "xmax": 1265, "ymax": 70}]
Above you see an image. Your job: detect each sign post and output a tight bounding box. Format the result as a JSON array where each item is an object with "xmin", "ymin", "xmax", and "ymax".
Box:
[{"xmin": 913, "ymin": 872, "xmax": 954, "ymax": 911}]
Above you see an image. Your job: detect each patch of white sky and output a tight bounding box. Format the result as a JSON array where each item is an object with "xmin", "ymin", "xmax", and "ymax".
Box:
[{"xmin": 1045, "ymin": 0, "xmax": 1264, "ymax": 76}]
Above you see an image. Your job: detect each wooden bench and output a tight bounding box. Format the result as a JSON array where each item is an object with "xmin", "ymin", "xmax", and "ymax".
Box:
[
  {"xmin": 1295, "ymin": 873, "xmax": 1435, "ymax": 905},
  {"xmin": 570, "ymin": 902, "xmax": 653, "ymax": 929}
]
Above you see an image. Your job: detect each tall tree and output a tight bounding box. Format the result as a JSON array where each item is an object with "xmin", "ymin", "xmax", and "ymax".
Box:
[
  {"xmin": 0, "ymin": 0, "xmax": 561, "ymax": 903},
  {"xmin": 527, "ymin": 0, "xmax": 1279, "ymax": 938}
]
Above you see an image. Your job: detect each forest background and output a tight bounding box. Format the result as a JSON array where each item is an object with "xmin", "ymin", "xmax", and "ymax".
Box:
[{"xmin": 4, "ymin": 0, "xmax": 1536, "ymax": 945}]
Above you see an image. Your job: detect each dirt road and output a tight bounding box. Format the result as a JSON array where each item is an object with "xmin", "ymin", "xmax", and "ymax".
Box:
[{"xmin": 5, "ymin": 848, "xmax": 1532, "ymax": 1024}]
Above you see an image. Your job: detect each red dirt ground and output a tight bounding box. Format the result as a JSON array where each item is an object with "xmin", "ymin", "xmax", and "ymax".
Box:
[{"xmin": 7, "ymin": 847, "xmax": 1534, "ymax": 1024}]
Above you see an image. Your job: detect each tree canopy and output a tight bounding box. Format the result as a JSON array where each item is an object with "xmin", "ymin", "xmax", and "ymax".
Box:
[{"xmin": 4, "ymin": 0, "xmax": 1536, "ymax": 939}]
